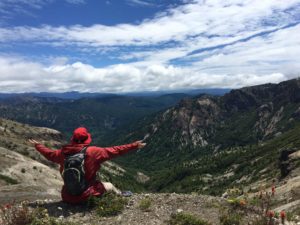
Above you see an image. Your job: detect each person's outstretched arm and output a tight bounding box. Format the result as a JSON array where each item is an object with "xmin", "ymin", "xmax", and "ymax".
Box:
[
  {"xmin": 94, "ymin": 140, "xmax": 146, "ymax": 163},
  {"xmin": 28, "ymin": 139, "xmax": 62, "ymax": 164}
]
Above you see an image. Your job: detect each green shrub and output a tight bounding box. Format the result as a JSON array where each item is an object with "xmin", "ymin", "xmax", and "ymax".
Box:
[
  {"xmin": 29, "ymin": 207, "xmax": 75, "ymax": 225},
  {"xmin": 226, "ymin": 198, "xmax": 240, "ymax": 208},
  {"xmin": 87, "ymin": 196, "xmax": 99, "ymax": 208},
  {"xmin": 88, "ymin": 192, "xmax": 128, "ymax": 217},
  {"xmin": 167, "ymin": 212, "xmax": 212, "ymax": 225},
  {"xmin": 138, "ymin": 198, "xmax": 152, "ymax": 211},
  {"xmin": 220, "ymin": 211, "xmax": 242, "ymax": 225},
  {"xmin": 248, "ymin": 197, "xmax": 260, "ymax": 207},
  {"xmin": 21, "ymin": 168, "xmax": 26, "ymax": 173},
  {"xmin": 287, "ymin": 207, "xmax": 300, "ymax": 221}
]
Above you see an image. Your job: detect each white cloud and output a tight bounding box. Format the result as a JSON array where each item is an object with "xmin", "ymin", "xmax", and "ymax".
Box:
[
  {"xmin": 0, "ymin": 0, "xmax": 299, "ymax": 92},
  {"xmin": 1, "ymin": 0, "xmax": 299, "ymax": 47},
  {"xmin": 0, "ymin": 0, "xmax": 51, "ymax": 21},
  {"xmin": 126, "ymin": 0, "xmax": 155, "ymax": 7},
  {"xmin": 0, "ymin": 56, "xmax": 289, "ymax": 93},
  {"xmin": 1, "ymin": 0, "xmax": 299, "ymax": 69},
  {"xmin": 188, "ymin": 24, "xmax": 300, "ymax": 76}
]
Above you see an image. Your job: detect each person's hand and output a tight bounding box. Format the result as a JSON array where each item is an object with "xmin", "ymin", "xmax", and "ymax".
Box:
[
  {"xmin": 134, "ymin": 140, "xmax": 146, "ymax": 149},
  {"xmin": 28, "ymin": 139, "xmax": 40, "ymax": 145}
]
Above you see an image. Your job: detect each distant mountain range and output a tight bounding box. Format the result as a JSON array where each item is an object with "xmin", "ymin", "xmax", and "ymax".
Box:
[
  {"xmin": 0, "ymin": 88, "xmax": 230, "ymax": 100},
  {"xmin": 0, "ymin": 92, "xmax": 116, "ymax": 100}
]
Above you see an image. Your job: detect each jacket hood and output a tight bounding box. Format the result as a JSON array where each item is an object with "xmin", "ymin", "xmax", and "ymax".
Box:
[
  {"xmin": 62, "ymin": 144, "xmax": 89, "ymax": 155},
  {"xmin": 71, "ymin": 127, "xmax": 92, "ymax": 145}
]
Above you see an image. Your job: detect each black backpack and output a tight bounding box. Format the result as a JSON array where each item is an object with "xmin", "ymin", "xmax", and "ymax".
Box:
[{"xmin": 62, "ymin": 146, "xmax": 89, "ymax": 196}]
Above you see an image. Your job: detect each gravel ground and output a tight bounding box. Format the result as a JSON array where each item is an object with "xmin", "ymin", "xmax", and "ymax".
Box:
[{"xmin": 29, "ymin": 193, "xmax": 225, "ymax": 225}]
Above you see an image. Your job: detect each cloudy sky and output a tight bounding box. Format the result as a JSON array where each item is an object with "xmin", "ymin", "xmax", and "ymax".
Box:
[{"xmin": 0, "ymin": 0, "xmax": 299, "ymax": 93}]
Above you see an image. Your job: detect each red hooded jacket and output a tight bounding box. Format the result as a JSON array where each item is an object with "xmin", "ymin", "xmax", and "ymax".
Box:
[{"xmin": 34, "ymin": 142, "xmax": 139, "ymax": 204}]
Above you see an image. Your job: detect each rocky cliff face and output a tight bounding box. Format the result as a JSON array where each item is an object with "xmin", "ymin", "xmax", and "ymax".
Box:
[
  {"xmin": 143, "ymin": 96, "xmax": 221, "ymax": 149},
  {"xmin": 280, "ymin": 148, "xmax": 300, "ymax": 178},
  {"xmin": 128, "ymin": 78, "xmax": 300, "ymax": 149}
]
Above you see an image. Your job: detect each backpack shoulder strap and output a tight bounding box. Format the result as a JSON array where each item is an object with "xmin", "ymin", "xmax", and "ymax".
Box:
[{"xmin": 80, "ymin": 146, "xmax": 89, "ymax": 159}]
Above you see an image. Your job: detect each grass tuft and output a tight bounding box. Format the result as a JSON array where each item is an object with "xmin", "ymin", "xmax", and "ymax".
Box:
[
  {"xmin": 88, "ymin": 192, "xmax": 128, "ymax": 217},
  {"xmin": 138, "ymin": 197, "xmax": 152, "ymax": 211},
  {"xmin": 167, "ymin": 212, "xmax": 212, "ymax": 225},
  {"xmin": 219, "ymin": 212, "xmax": 242, "ymax": 225}
]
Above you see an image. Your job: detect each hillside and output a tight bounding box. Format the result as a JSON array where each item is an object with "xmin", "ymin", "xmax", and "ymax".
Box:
[{"xmin": 115, "ymin": 78, "xmax": 300, "ymax": 194}]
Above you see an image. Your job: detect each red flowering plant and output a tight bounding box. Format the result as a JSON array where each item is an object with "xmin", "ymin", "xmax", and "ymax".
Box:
[
  {"xmin": 0, "ymin": 201, "xmax": 32, "ymax": 225},
  {"xmin": 280, "ymin": 210, "xmax": 286, "ymax": 218},
  {"xmin": 280, "ymin": 210, "xmax": 286, "ymax": 223},
  {"xmin": 266, "ymin": 210, "xmax": 275, "ymax": 218}
]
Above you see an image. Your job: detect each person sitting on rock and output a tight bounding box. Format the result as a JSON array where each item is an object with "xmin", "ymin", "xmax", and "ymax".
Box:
[{"xmin": 28, "ymin": 127, "xmax": 146, "ymax": 204}]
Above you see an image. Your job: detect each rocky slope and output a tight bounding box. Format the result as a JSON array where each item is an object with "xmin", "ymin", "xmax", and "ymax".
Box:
[
  {"xmin": 0, "ymin": 146, "xmax": 62, "ymax": 204},
  {"xmin": 0, "ymin": 118, "xmax": 64, "ymax": 204}
]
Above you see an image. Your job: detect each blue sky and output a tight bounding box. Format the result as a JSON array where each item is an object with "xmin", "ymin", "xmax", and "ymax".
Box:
[{"xmin": 0, "ymin": 0, "xmax": 300, "ymax": 93}]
